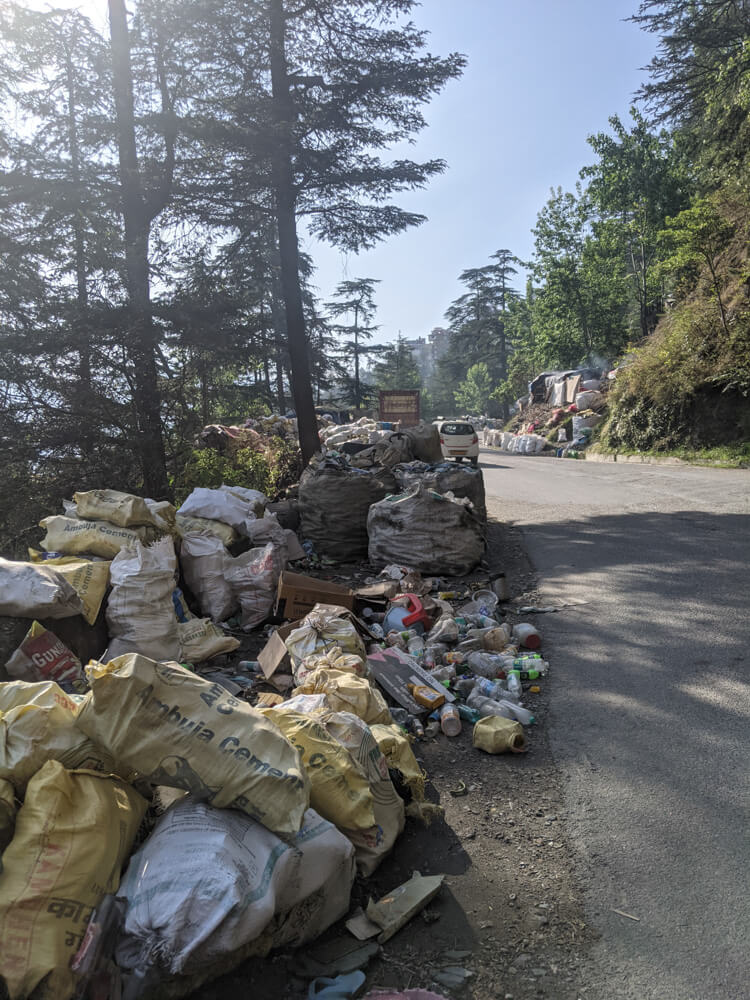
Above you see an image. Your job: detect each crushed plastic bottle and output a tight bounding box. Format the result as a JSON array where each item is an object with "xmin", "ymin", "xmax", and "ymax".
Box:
[{"xmin": 466, "ymin": 650, "xmax": 504, "ymax": 678}]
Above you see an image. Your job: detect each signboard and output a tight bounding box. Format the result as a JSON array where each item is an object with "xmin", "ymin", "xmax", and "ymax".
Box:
[{"xmin": 379, "ymin": 390, "xmax": 420, "ymax": 426}]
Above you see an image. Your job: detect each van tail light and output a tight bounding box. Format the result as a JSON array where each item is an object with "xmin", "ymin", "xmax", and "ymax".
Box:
[
  {"xmin": 472, "ymin": 434, "xmax": 478, "ymax": 444},
  {"xmin": 440, "ymin": 437, "xmax": 444, "ymax": 444}
]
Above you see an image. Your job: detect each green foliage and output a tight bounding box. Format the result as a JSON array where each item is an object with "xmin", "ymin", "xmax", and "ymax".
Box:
[
  {"xmin": 173, "ymin": 440, "xmax": 302, "ymax": 505},
  {"xmin": 455, "ymin": 363, "xmax": 494, "ymax": 414},
  {"xmin": 371, "ymin": 337, "xmax": 422, "ymax": 392}
]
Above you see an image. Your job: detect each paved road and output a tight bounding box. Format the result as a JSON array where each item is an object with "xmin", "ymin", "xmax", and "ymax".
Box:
[{"xmin": 480, "ymin": 449, "xmax": 750, "ymax": 1000}]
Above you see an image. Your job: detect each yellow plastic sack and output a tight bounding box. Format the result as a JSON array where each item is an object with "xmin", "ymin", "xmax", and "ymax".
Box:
[
  {"xmin": 0, "ymin": 681, "xmax": 115, "ymax": 793},
  {"xmin": 293, "ymin": 668, "xmax": 392, "ymax": 726},
  {"xmin": 370, "ymin": 723, "xmax": 426, "ymax": 801},
  {"xmin": 178, "ymin": 618, "xmax": 240, "ymax": 662},
  {"xmin": 295, "ymin": 644, "xmax": 366, "ymax": 686},
  {"xmin": 285, "ymin": 607, "xmax": 367, "ymax": 668},
  {"xmin": 472, "ymin": 715, "xmax": 527, "ymax": 754},
  {"xmin": 76, "ymin": 655, "xmax": 309, "ymax": 837},
  {"xmin": 0, "ymin": 761, "xmax": 146, "ymax": 1000},
  {"xmin": 262, "ymin": 708, "xmax": 375, "ymax": 832},
  {"xmin": 39, "ymin": 516, "xmax": 145, "ymax": 559},
  {"xmin": 28, "ymin": 552, "xmax": 110, "ymax": 625},
  {"xmin": 176, "ymin": 513, "xmax": 238, "ymax": 547},
  {"xmin": 0, "ymin": 778, "xmax": 16, "ymax": 857},
  {"xmin": 73, "ymin": 489, "xmax": 156, "ymax": 527}
]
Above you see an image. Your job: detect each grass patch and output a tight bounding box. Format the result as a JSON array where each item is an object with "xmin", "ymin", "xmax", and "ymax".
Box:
[{"xmin": 593, "ymin": 440, "xmax": 750, "ymax": 468}]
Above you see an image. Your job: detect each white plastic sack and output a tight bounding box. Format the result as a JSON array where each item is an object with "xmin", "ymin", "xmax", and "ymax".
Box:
[
  {"xmin": 575, "ymin": 390, "xmax": 604, "ymax": 410},
  {"xmin": 179, "ymin": 534, "xmax": 236, "ymax": 622},
  {"xmin": 572, "ymin": 412, "xmax": 603, "ymax": 434},
  {"xmin": 219, "ymin": 484, "xmax": 267, "ymax": 513},
  {"xmin": 177, "ymin": 488, "xmax": 254, "ymax": 531},
  {"xmin": 0, "ymin": 559, "xmax": 83, "ymax": 619},
  {"xmin": 106, "ymin": 538, "xmax": 181, "ymax": 661},
  {"xmin": 116, "ymin": 801, "xmax": 355, "ymax": 977},
  {"xmin": 225, "ymin": 543, "xmax": 286, "ymax": 630}
]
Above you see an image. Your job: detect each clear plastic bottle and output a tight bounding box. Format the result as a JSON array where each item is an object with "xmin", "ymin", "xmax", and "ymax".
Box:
[
  {"xmin": 439, "ymin": 703, "xmax": 462, "ymax": 737},
  {"xmin": 474, "ymin": 676, "xmax": 508, "ymax": 701},
  {"xmin": 467, "ymin": 687, "xmax": 516, "ymax": 720},
  {"xmin": 430, "ymin": 663, "xmax": 456, "ymax": 683},
  {"xmin": 453, "ymin": 676, "xmax": 477, "ymax": 698},
  {"xmin": 407, "ymin": 634, "xmax": 425, "ymax": 658},
  {"xmin": 506, "ymin": 672, "xmax": 523, "ymax": 700},
  {"xmin": 466, "ymin": 650, "xmax": 504, "ymax": 678},
  {"xmin": 499, "ymin": 700, "xmax": 535, "ymax": 726}
]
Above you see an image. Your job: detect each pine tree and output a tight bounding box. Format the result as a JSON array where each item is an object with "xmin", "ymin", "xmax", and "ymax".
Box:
[
  {"xmin": 326, "ymin": 278, "xmax": 381, "ymax": 410},
  {"xmin": 371, "ymin": 336, "xmax": 422, "ymax": 391}
]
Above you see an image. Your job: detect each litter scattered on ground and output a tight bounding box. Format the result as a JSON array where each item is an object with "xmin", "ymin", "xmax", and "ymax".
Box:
[{"xmin": 0, "ymin": 447, "xmax": 560, "ymax": 998}]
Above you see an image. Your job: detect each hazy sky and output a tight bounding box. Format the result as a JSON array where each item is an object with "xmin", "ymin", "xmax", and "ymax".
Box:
[{"xmin": 32, "ymin": 0, "xmax": 657, "ymax": 345}]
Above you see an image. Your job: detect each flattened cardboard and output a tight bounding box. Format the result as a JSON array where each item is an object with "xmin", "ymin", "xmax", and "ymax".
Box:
[
  {"xmin": 275, "ymin": 571, "xmax": 353, "ymax": 621},
  {"xmin": 257, "ymin": 620, "xmax": 297, "ymax": 678},
  {"xmin": 366, "ymin": 646, "xmax": 455, "ymax": 714}
]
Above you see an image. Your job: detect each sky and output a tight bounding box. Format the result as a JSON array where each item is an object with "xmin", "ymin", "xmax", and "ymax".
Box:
[{"xmin": 28, "ymin": 0, "xmax": 657, "ymax": 345}]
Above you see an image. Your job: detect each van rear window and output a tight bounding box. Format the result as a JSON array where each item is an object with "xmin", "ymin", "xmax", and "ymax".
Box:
[{"xmin": 441, "ymin": 423, "xmax": 474, "ymax": 435}]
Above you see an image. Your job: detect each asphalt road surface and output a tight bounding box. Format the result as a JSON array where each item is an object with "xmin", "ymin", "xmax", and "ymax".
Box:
[{"xmin": 480, "ymin": 449, "xmax": 750, "ymax": 1000}]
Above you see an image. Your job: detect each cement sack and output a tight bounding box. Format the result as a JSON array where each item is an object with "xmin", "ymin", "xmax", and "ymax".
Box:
[
  {"xmin": 177, "ymin": 488, "xmax": 255, "ymax": 531},
  {"xmin": 318, "ymin": 711, "xmax": 405, "ymax": 875},
  {"xmin": 262, "ymin": 708, "xmax": 375, "ymax": 832},
  {"xmin": 5, "ymin": 621, "xmax": 84, "ymax": 692},
  {"xmin": 285, "ymin": 607, "xmax": 367, "ymax": 673},
  {"xmin": 367, "ymin": 484, "xmax": 485, "ymax": 577},
  {"xmin": 293, "ymin": 668, "xmax": 391, "ymax": 726},
  {"xmin": 176, "ymin": 514, "xmax": 239, "ymax": 547},
  {"xmin": 403, "ymin": 421, "xmax": 442, "ymax": 463},
  {"xmin": 179, "ymin": 533, "xmax": 236, "ymax": 622},
  {"xmin": 145, "ymin": 499, "xmax": 178, "ymax": 533},
  {"xmin": 178, "ymin": 618, "xmax": 240, "ymax": 663},
  {"xmin": 0, "ymin": 558, "xmax": 83, "ymax": 619},
  {"xmin": 76, "ymin": 655, "xmax": 309, "ymax": 836},
  {"xmin": 106, "ymin": 538, "xmax": 181, "ymax": 661},
  {"xmin": 116, "ymin": 801, "xmax": 355, "ymax": 979},
  {"xmin": 73, "ymin": 489, "xmax": 156, "ymax": 527},
  {"xmin": 0, "ymin": 778, "xmax": 15, "ymax": 858},
  {"xmin": 27, "ymin": 552, "xmax": 110, "ymax": 625},
  {"xmin": 225, "ymin": 542, "xmax": 286, "ymax": 630},
  {"xmin": 0, "ymin": 680, "xmax": 115, "ymax": 793},
  {"xmin": 0, "ymin": 761, "xmax": 146, "ymax": 1000},
  {"xmin": 374, "ymin": 433, "xmax": 413, "ymax": 467},
  {"xmin": 39, "ymin": 515, "xmax": 146, "ymax": 559},
  {"xmin": 299, "ymin": 461, "xmax": 397, "ymax": 562},
  {"xmin": 370, "ymin": 723, "xmax": 426, "ymax": 802},
  {"xmin": 295, "ymin": 645, "xmax": 366, "ymax": 687},
  {"xmin": 574, "ymin": 389, "xmax": 604, "ymax": 410},
  {"xmin": 393, "ymin": 461, "xmax": 486, "ymax": 520}
]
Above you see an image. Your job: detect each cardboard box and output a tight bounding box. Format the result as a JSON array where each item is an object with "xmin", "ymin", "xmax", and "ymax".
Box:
[
  {"xmin": 275, "ymin": 571, "xmax": 354, "ymax": 621},
  {"xmin": 366, "ymin": 647, "xmax": 455, "ymax": 715}
]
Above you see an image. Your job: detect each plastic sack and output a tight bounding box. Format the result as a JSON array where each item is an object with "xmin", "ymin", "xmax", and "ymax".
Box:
[
  {"xmin": 176, "ymin": 514, "xmax": 239, "ymax": 547},
  {"xmin": 76, "ymin": 655, "xmax": 309, "ymax": 836},
  {"xmin": 219, "ymin": 483, "xmax": 267, "ymax": 516},
  {"xmin": 574, "ymin": 390, "xmax": 603, "ymax": 410},
  {"xmin": 262, "ymin": 708, "xmax": 375, "ymax": 831},
  {"xmin": 472, "ymin": 715, "xmax": 527, "ymax": 753},
  {"xmin": 402, "ymin": 422, "xmax": 443, "ymax": 463},
  {"xmin": 572, "ymin": 412, "xmax": 603, "ymax": 434},
  {"xmin": 179, "ymin": 533, "xmax": 236, "ymax": 621},
  {"xmin": 106, "ymin": 538, "xmax": 181, "ymax": 661},
  {"xmin": 295, "ymin": 645, "xmax": 367, "ymax": 686},
  {"xmin": 225, "ymin": 542, "xmax": 286, "ymax": 630},
  {"xmin": 367, "ymin": 484, "xmax": 485, "ymax": 577},
  {"xmin": 73, "ymin": 489, "xmax": 155, "ymax": 527},
  {"xmin": 0, "ymin": 779, "xmax": 16, "ymax": 857},
  {"xmin": 5, "ymin": 621, "xmax": 84, "ymax": 691},
  {"xmin": 294, "ymin": 669, "xmax": 391, "ymax": 727},
  {"xmin": 370, "ymin": 723, "xmax": 426, "ymax": 802},
  {"xmin": 318, "ymin": 711, "xmax": 405, "ymax": 875},
  {"xmin": 393, "ymin": 462, "xmax": 486, "ymax": 520},
  {"xmin": 0, "ymin": 680, "xmax": 115, "ymax": 793},
  {"xmin": 178, "ymin": 618, "xmax": 240, "ymax": 662},
  {"xmin": 39, "ymin": 515, "xmax": 146, "ymax": 559},
  {"xmin": 299, "ymin": 460, "xmax": 397, "ymax": 562},
  {"xmin": 285, "ymin": 607, "xmax": 367, "ymax": 671},
  {"xmin": 177, "ymin": 487, "xmax": 255, "ymax": 531},
  {"xmin": 0, "ymin": 760, "xmax": 146, "ymax": 1000},
  {"xmin": 27, "ymin": 552, "xmax": 110, "ymax": 625},
  {"xmin": 145, "ymin": 499, "xmax": 178, "ymax": 534},
  {"xmin": 0, "ymin": 557, "xmax": 83, "ymax": 619},
  {"xmin": 116, "ymin": 801, "xmax": 355, "ymax": 980}
]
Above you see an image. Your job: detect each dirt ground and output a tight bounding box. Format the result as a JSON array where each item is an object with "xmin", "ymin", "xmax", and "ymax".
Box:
[{"xmin": 193, "ymin": 508, "xmax": 594, "ymax": 1000}]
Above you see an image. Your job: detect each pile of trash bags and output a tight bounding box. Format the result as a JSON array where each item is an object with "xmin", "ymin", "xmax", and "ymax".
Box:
[
  {"xmin": 0, "ymin": 462, "xmax": 519, "ymax": 998},
  {"xmin": 483, "ymin": 429, "xmax": 548, "ymax": 454}
]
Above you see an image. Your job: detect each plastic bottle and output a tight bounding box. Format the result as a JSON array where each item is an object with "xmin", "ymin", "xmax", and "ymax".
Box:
[
  {"xmin": 386, "ymin": 631, "xmax": 407, "ymax": 649},
  {"xmin": 512, "ymin": 623, "xmax": 542, "ymax": 650},
  {"xmin": 368, "ymin": 623, "xmax": 385, "ymax": 640},
  {"xmin": 439, "ymin": 703, "xmax": 462, "ymax": 737},
  {"xmin": 428, "ymin": 615, "xmax": 459, "ymax": 644},
  {"xmin": 467, "ymin": 687, "xmax": 516, "ymax": 720},
  {"xmin": 453, "ymin": 676, "xmax": 477, "ymax": 698},
  {"xmin": 430, "ymin": 663, "xmax": 456, "ymax": 683},
  {"xmin": 498, "ymin": 700, "xmax": 535, "ymax": 726},
  {"xmin": 410, "ymin": 716, "xmax": 425, "ymax": 738},
  {"xmin": 474, "ymin": 676, "xmax": 509, "ymax": 701},
  {"xmin": 445, "ymin": 651, "xmax": 466, "ymax": 666},
  {"xmin": 466, "ymin": 650, "xmax": 504, "ymax": 678},
  {"xmin": 457, "ymin": 703, "xmax": 481, "ymax": 724},
  {"xmin": 389, "ymin": 708, "xmax": 411, "ymax": 729},
  {"xmin": 508, "ymin": 668, "xmax": 543, "ymax": 681},
  {"xmin": 506, "ymin": 672, "xmax": 523, "ymax": 700},
  {"xmin": 407, "ymin": 634, "xmax": 425, "ymax": 658},
  {"xmin": 408, "ymin": 684, "xmax": 446, "ymax": 710}
]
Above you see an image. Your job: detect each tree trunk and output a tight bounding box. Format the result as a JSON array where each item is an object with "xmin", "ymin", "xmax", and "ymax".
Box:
[
  {"xmin": 108, "ymin": 0, "xmax": 170, "ymax": 498},
  {"xmin": 269, "ymin": 0, "xmax": 319, "ymax": 463}
]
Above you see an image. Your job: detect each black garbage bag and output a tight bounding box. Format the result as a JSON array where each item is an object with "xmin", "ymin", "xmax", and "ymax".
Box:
[{"xmin": 392, "ymin": 461, "xmax": 487, "ymax": 521}]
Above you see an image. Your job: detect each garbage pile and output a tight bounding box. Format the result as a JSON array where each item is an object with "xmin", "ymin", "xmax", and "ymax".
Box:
[{"xmin": 0, "ymin": 470, "xmax": 531, "ymax": 998}]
